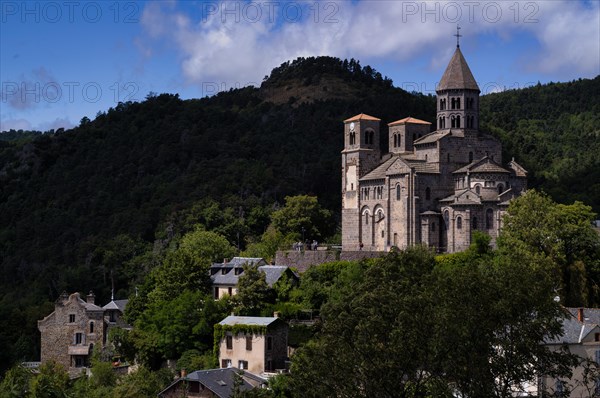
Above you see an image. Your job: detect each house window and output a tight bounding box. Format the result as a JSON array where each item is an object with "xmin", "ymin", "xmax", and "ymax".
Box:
[
  {"xmin": 444, "ymin": 211, "xmax": 449, "ymax": 230},
  {"xmin": 89, "ymin": 321, "xmax": 94, "ymax": 334},
  {"xmin": 266, "ymin": 336, "xmax": 273, "ymax": 351},
  {"xmin": 396, "ymin": 185, "xmax": 401, "ymax": 201},
  {"xmin": 228, "ymin": 287, "xmax": 233, "ymax": 296},
  {"xmin": 221, "ymin": 359, "xmax": 232, "ymax": 368},
  {"xmin": 226, "ymin": 335, "xmax": 233, "ymax": 350},
  {"xmin": 364, "ymin": 213, "xmax": 369, "ymax": 225},
  {"xmin": 221, "ymin": 268, "xmax": 227, "ymax": 275},
  {"xmin": 425, "ymin": 187, "xmax": 431, "ymax": 201},
  {"xmin": 69, "ymin": 314, "xmax": 75, "ymax": 323},
  {"xmin": 456, "ymin": 217, "xmax": 462, "ymax": 230},
  {"xmin": 456, "ymin": 115, "xmax": 460, "ymax": 128},
  {"xmin": 497, "ymin": 184, "xmax": 504, "ymax": 194},
  {"xmin": 475, "ymin": 185, "xmax": 481, "ymax": 194},
  {"xmin": 75, "ymin": 333, "xmax": 83, "ymax": 345},
  {"xmin": 75, "ymin": 357, "xmax": 85, "ymax": 368},
  {"xmin": 246, "ymin": 335, "xmax": 252, "ymax": 351},
  {"xmin": 595, "ymin": 333, "xmax": 600, "ymax": 342},
  {"xmin": 381, "ymin": 230, "xmax": 384, "ymax": 238},
  {"xmin": 109, "ymin": 311, "xmax": 116, "ymax": 323},
  {"xmin": 235, "ymin": 268, "xmax": 243, "ymax": 275},
  {"xmin": 238, "ymin": 360, "xmax": 248, "ymax": 370},
  {"xmin": 214, "ymin": 287, "xmax": 219, "ymax": 299},
  {"xmin": 457, "ymin": 98, "xmax": 461, "ymax": 109},
  {"xmin": 472, "ymin": 217, "xmax": 478, "ymax": 230},
  {"xmin": 486, "ymin": 209, "xmax": 494, "ymax": 230}
]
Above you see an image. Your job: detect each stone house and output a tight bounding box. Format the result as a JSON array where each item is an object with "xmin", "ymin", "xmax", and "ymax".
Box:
[
  {"xmin": 216, "ymin": 316, "xmax": 288, "ymax": 377},
  {"xmin": 158, "ymin": 367, "xmax": 267, "ymax": 398},
  {"xmin": 341, "ymin": 45, "xmax": 527, "ymax": 253},
  {"xmin": 37, "ymin": 291, "xmax": 129, "ymax": 371},
  {"xmin": 210, "ymin": 257, "xmax": 298, "ymax": 299}
]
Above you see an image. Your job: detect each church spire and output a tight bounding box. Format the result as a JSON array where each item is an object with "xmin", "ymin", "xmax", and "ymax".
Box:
[{"xmin": 437, "ymin": 46, "xmax": 479, "ymax": 92}]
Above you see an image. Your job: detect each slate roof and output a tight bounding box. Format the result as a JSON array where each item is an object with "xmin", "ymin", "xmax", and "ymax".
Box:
[
  {"xmin": 103, "ymin": 299, "xmax": 128, "ymax": 312},
  {"xmin": 159, "ymin": 368, "xmax": 267, "ymax": 398},
  {"xmin": 360, "ymin": 155, "xmax": 439, "ymax": 181},
  {"xmin": 259, "ymin": 266, "xmax": 297, "ymax": 287},
  {"xmin": 344, "ymin": 113, "xmax": 381, "ymax": 123},
  {"xmin": 437, "ymin": 47, "xmax": 480, "ymax": 91},
  {"xmin": 211, "ymin": 257, "xmax": 266, "ymax": 268},
  {"xmin": 546, "ymin": 308, "xmax": 600, "ymax": 345},
  {"xmin": 414, "ymin": 129, "xmax": 458, "ymax": 145},
  {"xmin": 388, "ymin": 116, "xmax": 431, "ymax": 126},
  {"xmin": 453, "ymin": 157, "xmax": 510, "ymax": 174},
  {"xmin": 219, "ymin": 316, "xmax": 280, "ymax": 327},
  {"xmin": 75, "ymin": 295, "xmax": 103, "ymax": 312}
]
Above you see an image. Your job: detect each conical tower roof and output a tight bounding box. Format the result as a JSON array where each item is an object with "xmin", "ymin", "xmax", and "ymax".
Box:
[{"xmin": 437, "ymin": 47, "xmax": 479, "ymax": 92}]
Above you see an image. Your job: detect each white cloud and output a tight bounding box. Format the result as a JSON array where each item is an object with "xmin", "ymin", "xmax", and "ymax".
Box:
[{"xmin": 137, "ymin": 0, "xmax": 599, "ymax": 94}]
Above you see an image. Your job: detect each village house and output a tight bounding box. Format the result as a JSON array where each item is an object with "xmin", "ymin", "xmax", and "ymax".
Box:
[
  {"xmin": 37, "ymin": 291, "xmax": 129, "ymax": 372},
  {"xmin": 540, "ymin": 307, "xmax": 600, "ymax": 397},
  {"xmin": 216, "ymin": 315, "xmax": 288, "ymax": 377},
  {"xmin": 210, "ymin": 257, "xmax": 298, "ymax": 299},
  {"xmin": 158, "ymin": 367, "xmax": 267, "ymax": 398}
]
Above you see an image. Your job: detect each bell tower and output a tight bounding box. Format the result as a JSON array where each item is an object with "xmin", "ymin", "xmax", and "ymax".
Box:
[
  {"xmin": 436, "ymin": 27, "xmax": 480, "ymax": 133},
  {"xmin": 341, "ymin": 113, "xmax": 381, "ymax": 250}
]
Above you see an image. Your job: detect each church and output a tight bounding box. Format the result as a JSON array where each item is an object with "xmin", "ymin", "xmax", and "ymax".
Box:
[{"xmin": 341, "ymin": 44, "xmax": 527, "ymax": 253}]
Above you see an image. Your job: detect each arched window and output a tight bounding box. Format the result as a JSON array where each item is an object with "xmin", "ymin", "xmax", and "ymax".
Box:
[
  {"xmin": 451, "ymin": 116, "xmax": 456, "ymax": 128},
  {"xmin": 456, "ymin": 216, "xmax": 462, "ymax": 229},
  {"xmin": 90, "ymin": 321, "xmax": 94, "ymax": 334},
  {"xmin": 365, "ymin": 212, "xmax": 369, "ymax": 225},
  {"xmin": 475, "ymin": 185, "xmax": 481, "ymax": 194},
  {"xmin": 370, "ymin": 131, "xmax": 375, "ymax": 144},
  {"xmin": 498, "ymin": 184, "xmax": 504, "ymax": 194},
  {"xmin": 469, "ymin": 152, "xmax": 473, "ymax": 163},
  {"xmin": 425, "ymin": 187, "xmax": 431, "ymax": 200},
  {"xmin": 486, "ymin": 209, "xmax": 494, "ymax": 229},
  {"xmin": 444, "ymin": 210, "xmax": 449, "ymax": 230},
  {"xmin": 457, "ymin": 98, "xmax": 461, "ymax": 109},
  {"xmin": 456, "ymin": 115, "xmax": 461, "ymax": 128},
  {"xmin": 451, "ymin": 98, "xmax": 456, "ymax": 109},
  {"xmin": 472, "ymin": 217, "xmax": 478, "ymax": 230},
  {"xmin": 396, "ymin": 185, "xmax": 401, "ymax": 201}
]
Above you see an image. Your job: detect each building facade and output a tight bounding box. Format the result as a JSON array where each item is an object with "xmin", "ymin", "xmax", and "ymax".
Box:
[
  {"xmin": 341, "ymin": 46, "xmax": 527, "ymax": 253},
  {"xmin": 38, "ymin": 291, "xmax": 129, "ymax": 371},
  {"xmin": 217, "ymin": 316, "xmax": 288, "ymax": 377}
]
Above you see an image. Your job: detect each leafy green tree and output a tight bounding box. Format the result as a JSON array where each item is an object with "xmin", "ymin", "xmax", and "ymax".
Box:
[
  {"xmin": 110, "ymin": 366, "xmax": 172, "ymax": 398},
  {"xmin": 28, "ymin": 361, "xmax": 70, "ymax": 398},
  {"xmin": 235, "ymin": 264, "xmax": 274, "ymax": 316},
  {"xmin": 147, "ymin": 229, "xmax": 236, "ymax": 304},
  {"xmin": 0, "ymin": 365, "xmax": 32, "ymax": 397},
  {"xmin": 270, "ymin": 196, "xmax": 334, "ymax": 242},
  {"xmin": 498, "ymin": 189, "xmax": 600, "ymax": 306},
  {"xmin": 289, "ymin": 247, "xmax": 576, "ymax": 398}
]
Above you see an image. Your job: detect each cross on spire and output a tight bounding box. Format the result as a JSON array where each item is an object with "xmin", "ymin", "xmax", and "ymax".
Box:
[{"xmin": 454, "ymin": 25, "xmax": 462, "ymax": 48}]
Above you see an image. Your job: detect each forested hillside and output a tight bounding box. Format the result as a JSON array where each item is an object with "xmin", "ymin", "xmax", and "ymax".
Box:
[{"xmin": 0, "ymin": 56, "xmax": 598, "ymax": 375}]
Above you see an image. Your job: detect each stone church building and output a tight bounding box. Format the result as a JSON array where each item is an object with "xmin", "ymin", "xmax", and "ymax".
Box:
[{"xmin": 341, "ymin": 45, "xmax": 527, "ymax": 253}]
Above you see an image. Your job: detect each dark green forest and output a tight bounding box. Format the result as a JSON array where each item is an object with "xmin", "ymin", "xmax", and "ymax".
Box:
[{"xmin": 0, "ymin": 56, "xmax": 598, "ymax": 376}]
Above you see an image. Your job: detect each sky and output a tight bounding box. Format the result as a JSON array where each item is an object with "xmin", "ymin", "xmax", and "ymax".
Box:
[{"xmin": 1, "ymin": 0, "xmax": 599, "ymax": 132}]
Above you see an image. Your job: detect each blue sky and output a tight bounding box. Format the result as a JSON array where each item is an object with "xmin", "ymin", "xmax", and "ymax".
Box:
[{"xmin": 1, "ymin": 0, "xmax": 599, "ymax": 132}]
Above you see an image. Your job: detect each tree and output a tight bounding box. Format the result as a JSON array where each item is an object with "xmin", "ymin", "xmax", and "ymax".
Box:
[
  {"xmin": 270, "ymin": 196, "xmax": 334, "ymax": 242},
  {"xmin": 498, "ymin": 190, "xmax": 600, "ymax": 306},
  {"xmin": 289, "ymin": 247, "xmax": 576, "ymax": 398},
  {"xmin": 28, "ymin": 361, "xmax": 70, "ymax": 398},
  {"xmin": 147, "ymin": 229, "xmax": 236, "ymax": 303},
  {"xmin": 0, "ymin": 365, "xmax": 32, "ymax": 397},
  {"xmin": 235, "ymin": 264, "xmax": 274, "ymax": 316}
]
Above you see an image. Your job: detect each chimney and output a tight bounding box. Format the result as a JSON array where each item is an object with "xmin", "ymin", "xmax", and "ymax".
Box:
[
  {"xmin": 223, "ymin": 258, "xmax": 229, "ymax": 264},
  {"xmin": 86, "ymin": 290, "xmax": 95, "ymax": 304},
  {"xmin": 578, "ymin": 308, "xmax": 584, "ymax": 322},
  {"xmin": 181, "ymin": 369, "xmax": 187, "ymax": 378},
  {"xmin": 273, "ymin": 311, "xmax": 280, "ymax": 318}
]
